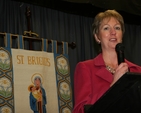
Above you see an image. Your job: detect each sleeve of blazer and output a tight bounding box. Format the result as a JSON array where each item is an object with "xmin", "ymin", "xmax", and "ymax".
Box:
[{"xmin": 73, "ymin": 62, "xmax": 92, "ymax": 113}]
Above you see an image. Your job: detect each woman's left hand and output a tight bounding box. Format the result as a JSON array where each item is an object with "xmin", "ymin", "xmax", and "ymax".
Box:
[{"xmin": 110, "ymin": 62, "xmax": 129, "ymax": 86}]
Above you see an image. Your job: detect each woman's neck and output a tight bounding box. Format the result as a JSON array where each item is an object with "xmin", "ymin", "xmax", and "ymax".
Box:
[{"xmin": 102, "ymin": 51, "xmax": 118, "ymax": 68}]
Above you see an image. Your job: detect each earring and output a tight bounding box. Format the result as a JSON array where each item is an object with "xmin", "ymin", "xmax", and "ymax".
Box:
[{"xmin": 97, "ymin": 40, "xmax": 101, "ymax": 44}]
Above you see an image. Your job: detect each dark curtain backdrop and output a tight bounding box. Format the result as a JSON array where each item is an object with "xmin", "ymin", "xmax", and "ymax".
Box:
[
  {"xmin": 1, "ymin": 0, "xmax": 141, "ymax": 106},
  {"xmin": 63, "ymin": 0, "xmax": 141, "ymax": 16}
]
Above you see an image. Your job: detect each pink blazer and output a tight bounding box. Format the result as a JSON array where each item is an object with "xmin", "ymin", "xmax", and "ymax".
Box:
[{"xmin": 73, "ymin": 53, "xmax": 141, "ymax": 113}]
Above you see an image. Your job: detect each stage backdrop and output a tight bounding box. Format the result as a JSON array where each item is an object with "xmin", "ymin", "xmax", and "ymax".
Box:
[{"xmin": 0, "ymin": 33, "xmax": 73, "ymax": 113}]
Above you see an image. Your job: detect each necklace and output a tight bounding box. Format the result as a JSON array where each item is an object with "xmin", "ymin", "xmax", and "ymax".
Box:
[{"xmin": 106, "ymin": 65, "xmax": 115, "ymax": 74}]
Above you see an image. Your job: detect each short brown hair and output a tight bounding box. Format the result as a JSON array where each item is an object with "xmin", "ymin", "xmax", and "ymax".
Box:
[{"xmin": 92, "ymin": 10, "xmax": 125, "ymax": 34}]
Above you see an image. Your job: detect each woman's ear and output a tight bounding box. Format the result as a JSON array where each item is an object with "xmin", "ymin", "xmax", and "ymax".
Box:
[{"xmin": 94, "ymin": 34, "xmax": 101, "ymax": 44}]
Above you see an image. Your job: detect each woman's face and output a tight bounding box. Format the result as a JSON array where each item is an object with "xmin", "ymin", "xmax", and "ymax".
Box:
[
  {"xmin": 34, "ymin": 78, "xmax": 41, "ymax": 87},
  {"xmin": 95, "ymin": 17, "xmax": 123, "ymax": 52}
]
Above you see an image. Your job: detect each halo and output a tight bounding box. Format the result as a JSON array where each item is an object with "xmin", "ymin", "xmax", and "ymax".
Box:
[{"xmin": 31, "ymin": 73, "xmax": 43, "ymax": 84}]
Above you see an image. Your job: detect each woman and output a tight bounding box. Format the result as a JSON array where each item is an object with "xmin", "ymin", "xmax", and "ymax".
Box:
[
  {"xmin": 30, "ymin": 76, "xmax": 47, "ymax": 113},
  {"xmin": 72, "ymin": 10, "xmax": 141, "ymax": 113}
]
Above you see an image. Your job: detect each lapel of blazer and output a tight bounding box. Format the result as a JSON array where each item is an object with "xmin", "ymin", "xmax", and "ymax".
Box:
[{"xmin": 93, "ymin": 53, "xmax": 113, "ymax": 83}]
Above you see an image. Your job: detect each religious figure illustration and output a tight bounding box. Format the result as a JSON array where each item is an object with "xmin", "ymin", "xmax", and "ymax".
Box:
[{"xmin": 28, "ymin": 73, "xmax": 47, "ymax": 113}]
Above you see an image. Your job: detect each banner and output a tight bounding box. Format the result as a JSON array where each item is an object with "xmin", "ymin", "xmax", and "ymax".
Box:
[
  {"xmin": 0, "ymin": 46, "xmax": 14, "ymax": 113},
  {"xmin": 0, "ymin": 33, "xmax": 73, "ymax": 113}
]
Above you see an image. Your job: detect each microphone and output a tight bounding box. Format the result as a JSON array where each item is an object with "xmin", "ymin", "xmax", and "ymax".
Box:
[{"xmin": 115, "ymin": 43, "xmax": 125, "ymax": 65}]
